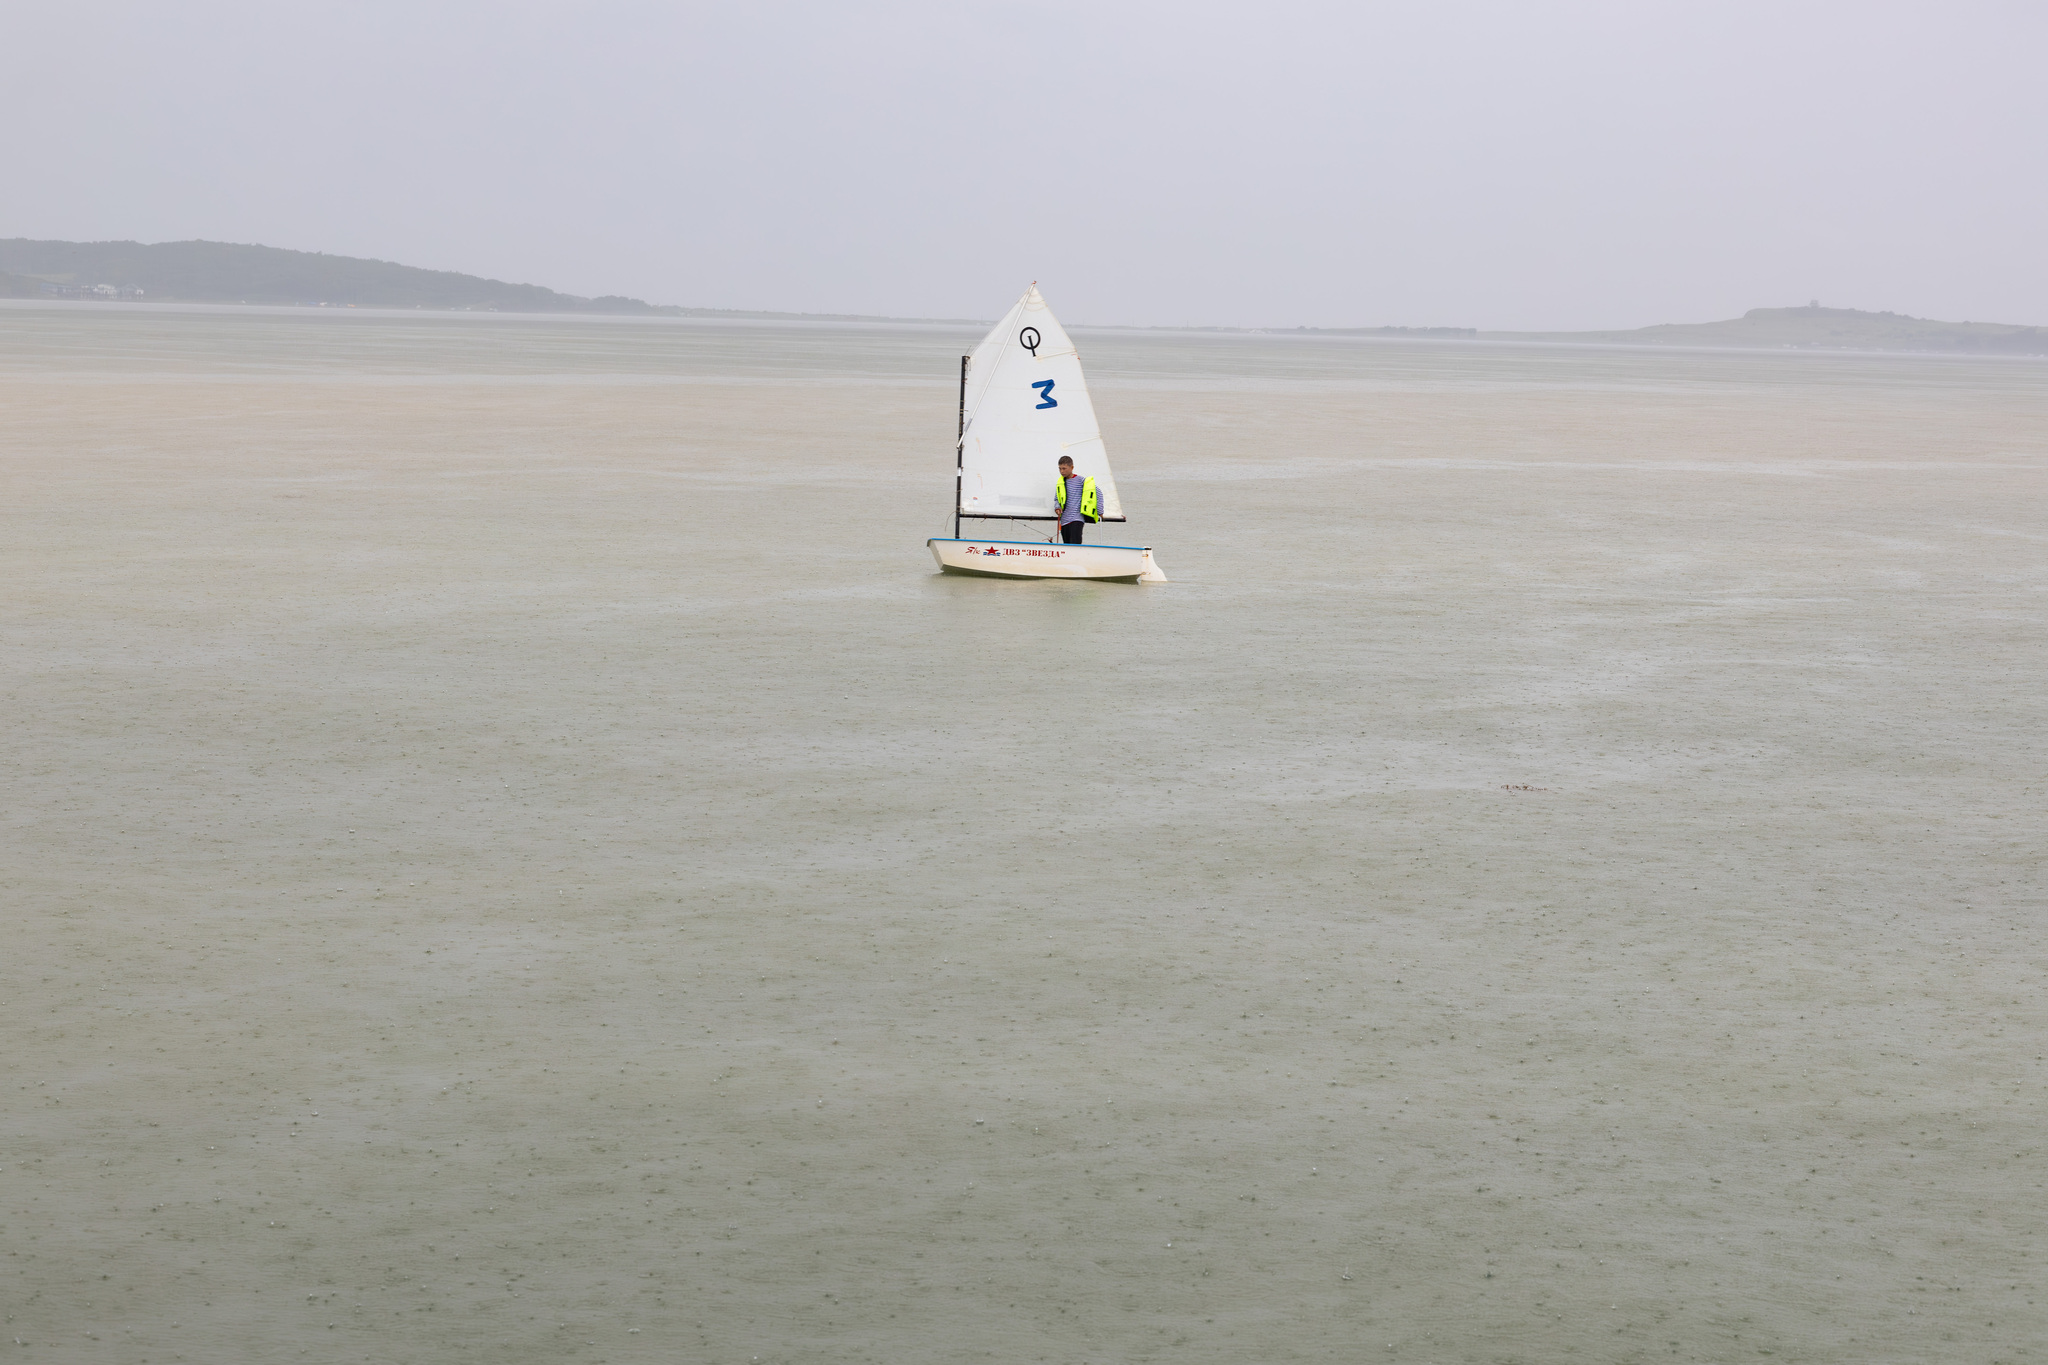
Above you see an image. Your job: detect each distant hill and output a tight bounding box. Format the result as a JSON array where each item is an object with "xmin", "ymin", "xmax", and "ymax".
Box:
[
  {"xmin": 0, "ymin": 238, "xmax": 691, "ymax": 312},
  {"xmin": 1487, "ymin": 305, "xmax": 2048, "ymax": 356},
  {"xmin": 0, "ymin": 238, "xmax": 980, "ymax": 322}
]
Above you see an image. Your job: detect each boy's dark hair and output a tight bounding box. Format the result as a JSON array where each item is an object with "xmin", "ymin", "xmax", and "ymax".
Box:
[{"xmin": 1057, "ymin": 456, "xmax": 1074, "ymax": 467}]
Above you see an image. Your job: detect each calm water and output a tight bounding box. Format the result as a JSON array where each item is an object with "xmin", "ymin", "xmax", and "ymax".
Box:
[{"xmin": 6, "ymin": 301, "xmax": 2046, "ymax": 1363}]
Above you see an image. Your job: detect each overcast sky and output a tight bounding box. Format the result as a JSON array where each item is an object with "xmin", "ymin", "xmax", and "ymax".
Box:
[{"xmin": 6, "ymin": 1, "xmax": 2045, "ymax": 329}]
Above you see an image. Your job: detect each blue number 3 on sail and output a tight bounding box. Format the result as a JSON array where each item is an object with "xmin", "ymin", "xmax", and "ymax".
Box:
[{"xmin": 1031, "ymin": 379, "xmax": 1057, "ymax": 409}]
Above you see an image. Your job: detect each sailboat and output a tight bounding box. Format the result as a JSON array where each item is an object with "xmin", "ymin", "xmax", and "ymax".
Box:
[{"xmin": 927, "ymin": 285, "xmax": 1167, "ymax": 583}]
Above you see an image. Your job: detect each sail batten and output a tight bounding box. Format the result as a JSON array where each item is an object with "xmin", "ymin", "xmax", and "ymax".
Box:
[{"xmin": 956, "ymin": 285, "xmax": 1124, "ymax": 522}]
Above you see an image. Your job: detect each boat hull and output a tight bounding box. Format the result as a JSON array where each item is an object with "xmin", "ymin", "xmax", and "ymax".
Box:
[{"xmin": 928, "ymin": 538, "xmax": 1167, "ymax": 583}]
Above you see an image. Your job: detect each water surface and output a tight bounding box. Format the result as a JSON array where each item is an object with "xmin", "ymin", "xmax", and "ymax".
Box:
[{"xmin": 5, "ymin": 302, "xmax": 2046, "ymax": 1363}]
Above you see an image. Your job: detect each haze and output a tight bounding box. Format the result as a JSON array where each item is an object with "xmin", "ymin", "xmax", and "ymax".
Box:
[{"xmin": 8, "ymin": 1, "xmax": 2046, "ymax": 330}]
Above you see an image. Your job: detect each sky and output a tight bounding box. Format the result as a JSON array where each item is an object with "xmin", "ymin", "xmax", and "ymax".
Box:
[{"xmin": 6, "ymin": 1, "xmax": 2046, "ymax": 330}]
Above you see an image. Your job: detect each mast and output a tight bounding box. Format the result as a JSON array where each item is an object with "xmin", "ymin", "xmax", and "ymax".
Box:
[{"xmin": 954, "ymin": 353, "xmax": 968, "ymax": 540}]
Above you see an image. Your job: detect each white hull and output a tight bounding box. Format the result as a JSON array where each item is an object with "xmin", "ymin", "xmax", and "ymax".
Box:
[{"xmin": 928, "ymin": 537, "xmax": 1167, "ymax": 583}]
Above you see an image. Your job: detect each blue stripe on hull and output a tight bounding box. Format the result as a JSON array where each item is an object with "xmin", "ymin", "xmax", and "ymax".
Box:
[{"xmin": 928, "ymin": 537, "xmax": 1151, "ymax": 551}]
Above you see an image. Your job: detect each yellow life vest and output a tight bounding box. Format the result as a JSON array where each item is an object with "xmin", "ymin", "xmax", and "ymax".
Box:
[{"xmin": 1053, "ymin": 475, "xmax": 1100, "ymax": 522}]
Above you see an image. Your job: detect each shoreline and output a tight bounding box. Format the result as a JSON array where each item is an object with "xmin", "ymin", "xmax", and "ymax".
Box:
[{"xmin": 7, "ymin": 296, "xmax": 2044, "ymax": 363}]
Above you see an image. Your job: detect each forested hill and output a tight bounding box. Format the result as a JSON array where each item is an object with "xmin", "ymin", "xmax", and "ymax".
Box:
[
  {"xmin": 0, "ymin": 238, "xmax": 994, "ymax": 321},
  {"xmin": 0, "ymin": 238, "xmax": 684, "ymax": 312}
]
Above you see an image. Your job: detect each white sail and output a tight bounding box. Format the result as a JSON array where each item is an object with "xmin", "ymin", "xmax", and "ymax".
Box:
[{"xmin": 957, "ymin": 284, "xmax": 1124, "ymax": 522}]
